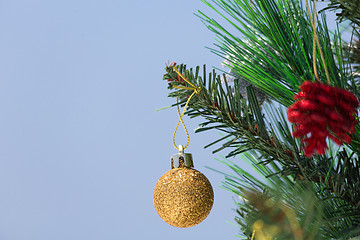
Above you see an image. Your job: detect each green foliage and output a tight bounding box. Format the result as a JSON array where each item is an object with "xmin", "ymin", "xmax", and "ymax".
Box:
[
  {"xmin": 215, "ymin": 151, "xmax": 360, "ymax": 239},
  {"xmin": 340, "ymin": 29, "xmax": 360, "ymax": 101},
  {"xmin": 197, "ymin": 0, "xmax": 352, "ymax": 107},
  {"xmin": 164, "ymin": 64, "xmax": 300, "ymax": 165},
  {"xmin": 212, "ymin": 153, "xmax": 327, "ymax": 239}
]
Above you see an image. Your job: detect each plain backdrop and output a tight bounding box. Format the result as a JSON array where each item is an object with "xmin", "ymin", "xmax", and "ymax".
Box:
[{"xmin": 0, "ymin": 0, "xmax": 340, "ymax": 240}]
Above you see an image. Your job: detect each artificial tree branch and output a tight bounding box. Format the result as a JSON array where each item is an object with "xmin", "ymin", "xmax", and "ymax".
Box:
[{"xmin": 164, "ymin": 63, "xmax": 310, "ymax": 182}]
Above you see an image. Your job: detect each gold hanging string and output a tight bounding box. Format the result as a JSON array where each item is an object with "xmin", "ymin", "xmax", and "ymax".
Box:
[
  {"xmin": 305, "ymin": 0, "xmax": 331, "ymax": 84},
  {"xmin": 311, "ymin": 0, "xmax": 319, "ymax": 82},
  {"xmin": 171, "ymin": 66, "xmax": 201, "ymax": 151}
]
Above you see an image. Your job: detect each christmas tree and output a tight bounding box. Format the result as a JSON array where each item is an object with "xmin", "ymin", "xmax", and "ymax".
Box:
[{"xmin": 162, "ymin": 0, "xmax": 360, "ymax": 239}]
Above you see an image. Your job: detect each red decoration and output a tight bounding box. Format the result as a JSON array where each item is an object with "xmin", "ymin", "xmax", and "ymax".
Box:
[{"xmin": 287, "ymin": 81, "xmax": 359, "ymax": 157}]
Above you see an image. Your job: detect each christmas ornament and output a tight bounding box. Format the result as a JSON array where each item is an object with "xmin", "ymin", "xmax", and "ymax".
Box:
[
  {"xmin": 287, "ymin": 0, "xmax": 359, "ymax": 157},
  {"xmin": 154, "ymin": 66, "xmax": 213, "ymax": 228},
  {"xmin": 153, "ymin": 145, "xmax": 214, "ymax": 228},
  {"xmin": 287, "ymin": 80, "xmax": 358, "ymax": 157}
]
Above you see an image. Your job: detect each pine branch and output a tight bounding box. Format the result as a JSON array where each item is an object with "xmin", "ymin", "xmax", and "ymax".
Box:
[
  {"xmin": 217, "ymin": 151, "xmax": 360, "ymax": 239},
  {"xmin": 197, "ymin": 0, "xmax": 351, "ymax": 107},
  {"xmin": 339, "ymin": 28, "xmax": 360, "ymax": 101},
  {"xmin": 215, "ymin": 153, "xmax": 328, "ymax": 239},
  {"xmin": 164, "ymin": 64, "xmax": 305, "ymax": 176}
]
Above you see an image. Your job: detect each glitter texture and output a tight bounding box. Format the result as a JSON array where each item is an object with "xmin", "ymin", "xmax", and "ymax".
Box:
[{"xmin": 153, "ymin": 167, "xmax": 214, "ymax": 228}]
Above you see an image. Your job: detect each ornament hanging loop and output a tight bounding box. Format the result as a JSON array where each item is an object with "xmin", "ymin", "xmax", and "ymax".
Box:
[
  {"xmin": 178, "ymin": 144, "xmax": 184, "ymax": 153},
  {"xmin": 171, "ymin": 145, "xmax": 194, "ymax": 169},
  {"xmin": 172, "ymin": 66, "xmax": 201, "ymax": 151}
]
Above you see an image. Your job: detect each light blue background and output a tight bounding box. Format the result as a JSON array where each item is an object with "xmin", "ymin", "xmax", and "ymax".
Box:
[
  {"xmin": 0, "ymin": 1, "xmax": 339, "ymax": 240},
  {"xmin": 0, "ymin": 1, "xmax": 240, "ymax": 239}
]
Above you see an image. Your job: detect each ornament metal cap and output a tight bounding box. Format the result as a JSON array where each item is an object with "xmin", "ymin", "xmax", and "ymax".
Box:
[{"xmin": 171, "ymin": 145, "xmax": 194, "ymax": 169}]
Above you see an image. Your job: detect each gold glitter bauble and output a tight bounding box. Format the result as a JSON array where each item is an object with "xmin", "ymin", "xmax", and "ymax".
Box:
[{"xmin": 153, "ymin": 166, "xmax": 214, "ymax": 228}]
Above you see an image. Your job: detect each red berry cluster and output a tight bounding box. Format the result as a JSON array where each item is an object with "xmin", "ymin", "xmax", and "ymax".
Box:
[{"xmin": 287, "ymin": 81, "xmax": 359, "ymax": 157}]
